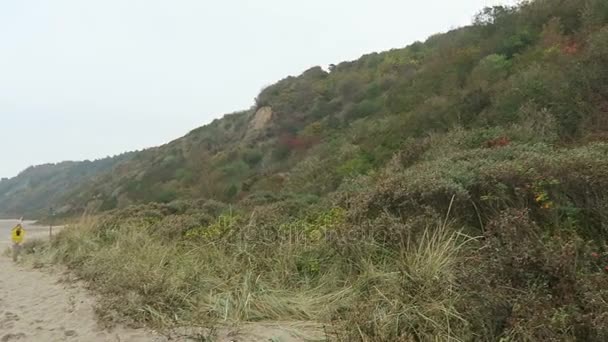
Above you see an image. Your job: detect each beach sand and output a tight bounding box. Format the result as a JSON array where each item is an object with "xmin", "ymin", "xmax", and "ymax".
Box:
[
  {"xmin": 0, "ymin": 220, "xmax": 326, "ymax": 341},
  {"xmin": 0, "ymin": 220, "xmax": 163, "ymax": 341}
]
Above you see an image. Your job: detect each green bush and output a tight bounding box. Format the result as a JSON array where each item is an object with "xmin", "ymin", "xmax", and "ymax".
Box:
[
  {"xmin": 336, "ymin": 155, "xmax": 373, "ymax": 178},
  {"xmin": 469, "ymin": 53, "xmax": 511, "ymax": 89},
  {"xmin": 582, "ymin": 0, "xmax": 608, "ymax": 29},
  {"xmin": 344, "ymin": 98, "xmax": 383, "ymax": 120},
  {"xmin": 241, "ymin": 149, "xmax": 263, "ymax": 167}
]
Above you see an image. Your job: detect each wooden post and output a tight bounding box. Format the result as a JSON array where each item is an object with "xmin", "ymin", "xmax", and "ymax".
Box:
[{"xmin": 49, "ymin": 207, "xmax": 54, "ymax": 240}]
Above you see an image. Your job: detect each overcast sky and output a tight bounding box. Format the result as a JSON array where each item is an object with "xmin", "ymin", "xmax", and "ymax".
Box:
[{"xmin": 0, "ymin": 0, "xmax": 516, "ymax": 179}]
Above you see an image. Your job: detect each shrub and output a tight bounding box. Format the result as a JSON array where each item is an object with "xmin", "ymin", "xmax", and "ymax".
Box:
[
  {"xmin": 469, "ymin": 53, "xmax": 511, "ymax": 89},
  {"xmin": 461, "ymin": 208, "xmax": 608, "ymax": 341},
  {"xmin": 344, "ymin": 98, "xmax": 383, "ymax": 121},
  {"xmin": 241, "ymin": 149, "xmax": 263, "ymax": 167},
  {"xmin": 336, "ymin": 155, "xmax": 373, "ymax": 178},
  {"xmin": 582, "ymin": 0, "xmax": 608, "ymax": 29},
  {"xmin": 345, "ymin": 142, "xmax": 608, "ymax": 235}
]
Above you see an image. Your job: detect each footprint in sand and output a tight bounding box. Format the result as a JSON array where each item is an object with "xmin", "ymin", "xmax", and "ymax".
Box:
[
  {"xmin": 0, "ymin": 312, "xmax": 20, "ymax": 330},
  {"xmin": 4, "ymin": 312, "xmax": 20, "ymax": 321},
  {"xmin": 4, "ymin": 311, "xmax": 19, "ymax": 321},
  {"xmin": 0, "ymin": 321, "xmax": 14, "ymax": 330},
  {"xmin": 1, "ymin": 333, "xmax": 26, "ymax": 342},
  {"xmin": 64, "ymin": 330, "xmax": 78, "ymax": 337}
]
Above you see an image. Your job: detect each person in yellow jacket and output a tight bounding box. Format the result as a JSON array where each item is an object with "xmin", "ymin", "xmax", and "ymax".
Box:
[{"xmin": 11, "ymin": 221, "xmax": 25, "ymax": 262}]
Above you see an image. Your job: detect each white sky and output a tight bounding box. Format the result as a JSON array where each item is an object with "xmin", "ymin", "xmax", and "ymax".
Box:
[{"xmin": 0, "ymin": 0, "xmax": 515, "ymax": 179}]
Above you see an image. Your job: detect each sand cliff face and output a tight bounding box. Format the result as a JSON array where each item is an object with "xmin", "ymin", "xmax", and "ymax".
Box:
[
  {"xmin": 244, "ymin": 106, "xmax": 273, "ymax": 141},
  {"xmin": 250, "ymin": 106, "xmax": 273, "ymax": 131}
]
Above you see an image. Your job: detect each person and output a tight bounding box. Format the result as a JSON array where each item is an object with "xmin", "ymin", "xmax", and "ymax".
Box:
[{"xmin": 11, "ymin": 221, "xmax": 25, "ymax": 262}]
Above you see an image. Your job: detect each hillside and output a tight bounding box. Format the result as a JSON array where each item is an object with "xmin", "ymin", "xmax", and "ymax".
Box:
[
  {"xmin": 14, "ymin": 0, "xmax": 608, "ymax": 340},
  {"xmin": 0, "ymin": 153, "xmax": 133, "ymax": 218},
  {"xmin": 52, "ymin": 4, "xmax": 608, "ymax": 215},
  {"xmin": 4, "ymin": 1, "xmax": 608, "ymax": 219}
]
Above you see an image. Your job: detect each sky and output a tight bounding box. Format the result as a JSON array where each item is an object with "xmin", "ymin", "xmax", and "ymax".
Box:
[{"xmin": 0, "ymin": 0, "xmax": 516, "ymax": 179}]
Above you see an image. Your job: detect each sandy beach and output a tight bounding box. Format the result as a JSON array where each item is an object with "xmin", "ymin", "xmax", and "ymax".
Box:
[
  {"xmin": 0, "ymin": 220, "xmax": 163, "ymax": 341},
  {"xmin": 0, "ymin": 220, "xmax": 326, "ymax": 341}
]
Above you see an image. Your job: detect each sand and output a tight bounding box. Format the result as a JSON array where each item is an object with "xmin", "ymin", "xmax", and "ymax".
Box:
[
  {"xmin": 0, "ymin": 220, "xmax": 328, "ymax": 341},
  {"xmin": 0, "ymin": 256, "xmax": 166, "ymax": 341},
  {"xmin": 0, "ymin": 220, "xmax": 164, "ymax": 341}
]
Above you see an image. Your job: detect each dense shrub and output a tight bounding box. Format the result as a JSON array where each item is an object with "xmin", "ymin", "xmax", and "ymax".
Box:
[{"xmin": 345, "ymin": 143, "xmax": 608, "ymax": 235}]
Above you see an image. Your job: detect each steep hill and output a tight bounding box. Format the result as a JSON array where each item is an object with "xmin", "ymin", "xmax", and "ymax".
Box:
[
  {"xmin": 0, "ymin": 1, "xmax": 608, "ymax": 219},
  {"xmin": 56, "ymin": 0, "xmax": 608, "ymax": 216},
  {"xmin": 4, "ymin": 1, "xmax": 608, "ymax": 220}
]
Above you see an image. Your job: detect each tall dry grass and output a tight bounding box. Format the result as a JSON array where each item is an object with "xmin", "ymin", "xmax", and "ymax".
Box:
[{"xmin": 27, "ymin": 212, "xmax": 474, "ymax": 340}]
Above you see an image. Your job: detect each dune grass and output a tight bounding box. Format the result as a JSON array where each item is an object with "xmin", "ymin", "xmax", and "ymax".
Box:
[{"xmin": 28, "ymin": 212, "xmax": 473, "ymax": 341}]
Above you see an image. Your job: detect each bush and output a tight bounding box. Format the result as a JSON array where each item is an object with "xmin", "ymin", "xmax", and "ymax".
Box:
[
  {"xmin": 242, "ymin": 149, "xmax": 263, "ymax": 167},
  {"xmin": 344, "ymin": 98, "xmax": 383, "ymax": 121},
  {"xmin": 582, "ymin": 0, "xmax": 608, "ymax": 29},
  {"xmin": 469, "ymin": 54, "xmax": 511, "ymax": 89},
  {"xmin": 461, "ymin": 208, "xmax": 608, "ymax": 341},
  {"xmin": 345, "ymin": 143, "xmax": 608, "ymax": 236}
]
